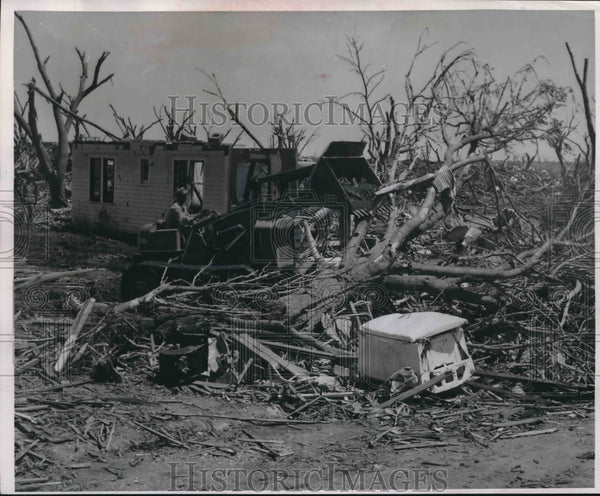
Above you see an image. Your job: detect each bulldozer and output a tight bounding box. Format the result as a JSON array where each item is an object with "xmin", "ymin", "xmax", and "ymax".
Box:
[{"xmin": 120, "ymin": 141, "xmax": 381, "ymax": 300}]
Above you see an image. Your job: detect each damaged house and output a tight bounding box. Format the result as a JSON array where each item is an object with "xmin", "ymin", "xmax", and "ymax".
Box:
[{"xmin": 70, "ymin": 136, "xmax": 297, "ymax": 235}]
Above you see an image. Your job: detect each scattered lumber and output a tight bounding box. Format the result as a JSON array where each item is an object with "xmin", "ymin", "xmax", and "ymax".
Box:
[
  {"xmin": 16, "ymin": 379, "xmax": 94, "ymax": 396},
  {"xmin": 11, "ymin": 167, "xmax": 594, "ymax": 483},
  {"xmin": 130, "ymin": 420, "xmax": 190, "ymax": 449}
]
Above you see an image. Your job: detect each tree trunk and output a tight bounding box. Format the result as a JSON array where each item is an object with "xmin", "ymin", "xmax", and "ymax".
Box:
[
  {"xmin": 16, "ymin": 14, "xmax": 113, "ymax": 210},
  {"xmin": 47, "ymin": 171, "xmax": 67, "ymax": 208}
]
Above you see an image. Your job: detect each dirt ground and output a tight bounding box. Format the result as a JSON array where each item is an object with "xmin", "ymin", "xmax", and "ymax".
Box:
[
  {"xmin": 14, "ymin": 379, "xmax": 595, "ymax": 492},
  {"xmin": 13, "ymin": 229, "xmax": 595, "ymax": 491}
]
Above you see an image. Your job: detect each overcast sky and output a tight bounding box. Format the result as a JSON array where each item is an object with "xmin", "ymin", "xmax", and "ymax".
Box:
[{"xmin": 13, "ymin": 9, "xmax": 595, "ymax": 158}]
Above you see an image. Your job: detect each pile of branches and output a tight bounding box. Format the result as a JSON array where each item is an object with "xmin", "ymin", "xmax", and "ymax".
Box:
[{"xmin": 14, "ymin": 210, "xmax": 594, "ymax": 395}]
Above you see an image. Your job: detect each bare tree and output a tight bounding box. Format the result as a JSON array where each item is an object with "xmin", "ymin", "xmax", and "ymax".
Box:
[
  {"xmin": 270, "ymin": 111, "xmax": 318, "ymax": 156},
  {"xmin": 336, "ymin": 35, "xmax": 566, "ymax": 268},
  {"xmin": 198, "ymin": 70, "xmax": 266, "ymax": 149},
  {"xmin": 14, "ymin": 13, "xmax": 115, "ymax": 207},
  {"xmin": 546, "ymin": 115, "xmax": 577, "ymax": 179},
  {"xmin": 154, "ymin": 95, "xmax": 244, "ymax": 145},
  {"xmin": 566, "ymin": 42, "xmax": 595, "ymax": 168},
  {"xmin": 153, "ymin": 104, "xmax": 198, "ymax": 142},
  {"xmin": 199, "ymin": 69, "xmax": 317, "ymax": 154},
  {"xmin": 14, "ymin": 94, "xmax": 38, "ymax": 175},
  {"xmin": 281, "ymin": 35, "xmax": 582, "ymax": 327},
  {"xmin": 334, "ymin": 33, "xmax": 473, "ymax": 181},
  {"xmin": 109, "ymin": 104, "xmax": 161, "ymax": 141}
]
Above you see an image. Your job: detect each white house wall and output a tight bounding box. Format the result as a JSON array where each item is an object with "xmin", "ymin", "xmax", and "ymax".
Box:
[{"xmin": 71, "ymin": 142, "xmax": 230, "ymax": 234}]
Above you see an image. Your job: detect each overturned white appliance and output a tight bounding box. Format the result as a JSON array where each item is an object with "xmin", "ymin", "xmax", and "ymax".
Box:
[{"xmin": 358, "ymin": 312, "xmax": 474, "ymax": 393}]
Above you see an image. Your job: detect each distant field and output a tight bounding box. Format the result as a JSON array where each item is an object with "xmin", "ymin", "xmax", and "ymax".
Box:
[{"xmin": 497, "ymin": 160, "xmax": 565, "ymax": 177}]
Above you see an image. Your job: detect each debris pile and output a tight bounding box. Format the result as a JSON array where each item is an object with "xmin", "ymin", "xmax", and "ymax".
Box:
[
  {"xmin": 12, "ymin": 151, "xmax": 594, "ymax": 490},
  {"xmin": 14, "ymin": 280, "xmax": 594, "ymax": 488},
  {"xmin": 14, "ymin": 257, "xmax": 593, "ymax": 406}
]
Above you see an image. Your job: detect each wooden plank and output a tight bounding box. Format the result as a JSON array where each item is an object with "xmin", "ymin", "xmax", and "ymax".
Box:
[
  {"xmin": 393, "ymin": 442, "xmax": 454, "ymax": 450},
  {"xmin": 231, "ymin": 333, "xmax": 308, "ymax": 379},
  {"xmin": 236, "ymin": 358, "xmax": 254, "ymax": 385},
  {"xmin": 241, "ymin": 429, "xmax": 279, "ymax": 460},
  {"xmin": 378, "ymin": 371, "xmax": 453, "ymax": 408},
  {"xmin": 15, "ymin": 477, "xmax": 50, "ymax": 485},
  {"xmin": 172, "ymin": 412, "xmax": 322, "ymax": 424},
  {"xmin": 237, "ymin": 438, "xmax": 284, "ymax": 444},
  {"xmin": 191, "ymin": 380, "xmax": 233, "ymax": 390},
  {"xmin": 260, "ymin": 340, "xmax": 355, "ymax": 360},
  {"xmin": 15, "ymin": 440, "xmax": 40, "ymax": 462},
  {"xmin": 299, "ymin": 391, "xmax": 357, "ymax": 400},
  {"xmin": 15, "ymin": 270, "xmax": 97, "ymax": 289},
  {"xmin": 288, "ymin": 326, "xmax": 341, "ymax": 354},
  {"xmin": 502, "ymin": 428, "xmax": 558, "ymax": 439},
  {"xmin": 54, "ymin": 298, "xmax": 96, "ymax": 374},
  {"xmin": 492, "ymin": 417, "xmax": 545, "ymax": 428}
]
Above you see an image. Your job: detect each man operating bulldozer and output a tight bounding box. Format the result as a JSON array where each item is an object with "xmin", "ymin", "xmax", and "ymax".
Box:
[{"xmin": 165, "ymin": 187, "xmax": 195, "ymax": 230}]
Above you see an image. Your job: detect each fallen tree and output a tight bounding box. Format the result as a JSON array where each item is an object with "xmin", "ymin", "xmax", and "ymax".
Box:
[{"xmin": 268, "ymin": 35, "xmax": 593, "ymax": 328}]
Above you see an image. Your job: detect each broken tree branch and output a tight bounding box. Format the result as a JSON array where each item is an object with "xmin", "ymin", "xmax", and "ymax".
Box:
[{"xmin": 31, "ymin": 86, "xmax": 120, "ymax": 141}]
